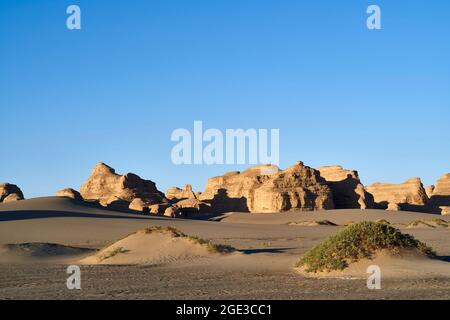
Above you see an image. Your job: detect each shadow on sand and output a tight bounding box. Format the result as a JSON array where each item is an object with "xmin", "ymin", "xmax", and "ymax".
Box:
[
  {"xmin": 0, "ymin": 210, "xmax": 162, "ymax": 222},
  {"xmin": 436, "ymin": 256, "xmax": 450, "ymax": 263},
  {"xmin": 240, "ymin": 247, "xmax": 295, "ymax": 255}
]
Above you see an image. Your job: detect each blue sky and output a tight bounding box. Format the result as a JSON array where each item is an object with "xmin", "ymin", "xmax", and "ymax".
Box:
[{"xmin": 1, "ymin": 0, "xmax": 449, "ymax": 198}]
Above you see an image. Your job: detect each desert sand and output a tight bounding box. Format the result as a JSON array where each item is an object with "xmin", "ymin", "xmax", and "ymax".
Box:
[
  {"xmin": 79, "ymin": 227, "xmax": 232, "ymax": 266},
  {"xmin": 0, "ymin": 197, "xmax": 449, "ymax": 300}
]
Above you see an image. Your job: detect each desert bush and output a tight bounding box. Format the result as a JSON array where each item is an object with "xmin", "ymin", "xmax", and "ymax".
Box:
[{"xmin": 296, "ymin": 221, "xmax": 435, "ymax": 273}]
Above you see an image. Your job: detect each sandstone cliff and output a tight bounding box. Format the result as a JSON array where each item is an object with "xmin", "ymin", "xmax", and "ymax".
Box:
[
  {"xmin": 198, "ymin": 162, "xmax": 334, "ymax": 213},
  {"xmin": 427, "ymin": 174, "xmax": 450, "ymax": 214},
  {"xmin": 166, "ymin": 184, "xmax": 197, "ymax": 201},
  {"xmin": 80, "ymin": 163, "xmax": 167, "ymax": 208},
  {"xmin": 365, "ymin": 178, "xmax": 428, "ymax": 211},
  {"xmin": 429, "ymin": 174, "xmax": 450, "ymax": 206},
  {"xmin": 318, "ymin": 166, "xmax": 374, "ymax": 209}
]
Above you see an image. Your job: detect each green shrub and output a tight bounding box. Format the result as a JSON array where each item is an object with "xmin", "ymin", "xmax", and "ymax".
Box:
[
  {"xmin": 296, "ymin": 221, "xmax": 435, "ymax": 273},
  {"xmin": 188, "ymin": 236, "xmax": 235, "ymax": 253}
]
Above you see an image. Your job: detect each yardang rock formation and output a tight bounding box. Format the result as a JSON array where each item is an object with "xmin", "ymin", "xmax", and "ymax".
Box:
[
  {"xmin": 56, "ymin": 188, "xmax": 83, "ymax": 201},
  {"xmin": 28, "ymin": 161, "xmax": 449, "ymax": 216},
  {"xmin": 0, "ymin": 183, "xmax": 24, "ymax": 203},
  {"xmin": 80, "ymin": 163, "xmax": 167, "ymax": 209},
  {"xmin": 428, "ymin": 174, "xmax": 450, "ymax": 214},
  {"xmin": 198, "ymin": 162, "xmax": 334, "ymax": 213},
  {"xmin": 166, "ymin": 184, "xmax": 197, "ymax": 201},
  {"xmin": 318, "ymin": 166, "xmax": 374, "ymax": 210},
  {"xmin": 365, "ymin": 178, "xmax": 428, "ymax": 211}
]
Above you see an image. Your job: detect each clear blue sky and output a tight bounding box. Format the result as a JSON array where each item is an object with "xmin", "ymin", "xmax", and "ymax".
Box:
[{"xmin": 1, "ymin": 0, "xmax": 449, "ymax": 198}]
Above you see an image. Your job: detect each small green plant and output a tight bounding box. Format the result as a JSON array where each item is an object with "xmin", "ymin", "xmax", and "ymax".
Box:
[
  {"xmin": 296, "ymin": 221, "xmax": 435, "ymax": 273},
  {"xmin": 188, "ymin": 235, "xmax": 235, "ymax": 253}
]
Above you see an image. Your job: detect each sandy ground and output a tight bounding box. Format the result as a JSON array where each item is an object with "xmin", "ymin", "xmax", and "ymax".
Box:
[{"xmin": 0, "ymin": 197, "xmax": 449, "ymax": 300}]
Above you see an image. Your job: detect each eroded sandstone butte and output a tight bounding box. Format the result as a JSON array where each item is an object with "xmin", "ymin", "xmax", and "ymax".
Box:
[
  {"xmin": 425, "ymin": 185, "xmax": 435, "ymax": 199},
  {"xmin": 365, "ymin": 178, "xmax": 428, "ymax": 211},
  {"xmin": 166, "ymin": 184, "xmax": 196, "ymax": 201},
  {"xmin": 80, "ymin": 163, "xmax": 167, "ymax": 208},
  {"xmin": 0, "ymin": 183, "xmax": 24, "ymax": 203},
  {"xmin": 198, "ymin": 162, "xmax": 334, "ymax": 213},
  {"xmin": 318, "ymin": 166, "xmax": 374, "ymax": 209},
  {"xmin": 56, "ymin": 188, "xmax": 83, "ymax": 201},
  {"xmin": 428, "ymin": 174, "xmax": 450, "ymax": 214}
]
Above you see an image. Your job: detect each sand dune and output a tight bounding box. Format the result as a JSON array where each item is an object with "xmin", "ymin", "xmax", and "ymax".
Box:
[
  {"xmin": 0, "ymin": 243, "xmax": 94, "ymax": 264},
  {"xmin": 80, "ymin": 227, "xmax": 234, "ymax": 266},
  {"xmin": 0, "ymin": 196, "xmax": 161, "ymax": 221},
  {"xmin": 0, "ymin": 197, "xmax": 336, "ymax": 246},
  {"xmin": 297, "ymin": 249, "xmax": 450, "ymax": 279}
]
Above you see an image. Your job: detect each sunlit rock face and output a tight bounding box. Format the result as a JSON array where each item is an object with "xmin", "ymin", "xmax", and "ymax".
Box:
[
  {"xmin": 0, "ymin": 183, "xmax": 24, "ymax": 203},
  {"xmin": 80, "ymin": 163, "xmax": 167, "ymax": 208},
  {"xmin": 366, "ymin": 178, "xmax": 428, "ymax": 211},
  {"xmin": 199, "ymin": 162, "xmax": 334, "ymax": 213},
  {"xmin": 318, "ymin": 166, "xmax": 374, "ymax": 210}
]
